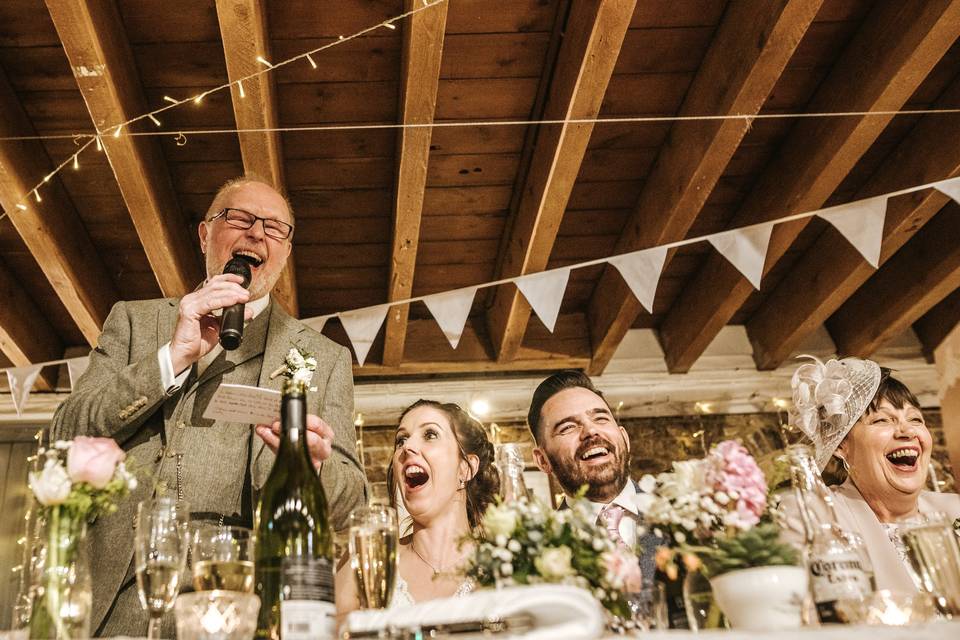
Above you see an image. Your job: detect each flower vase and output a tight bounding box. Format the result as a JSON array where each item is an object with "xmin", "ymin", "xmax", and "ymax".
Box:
[
  {"xmin": 28, "ymin": 507, "xmax": 92, "ymax": 640},
  {"xmin": 709, "ymin": 565, "xmax": 807, "ymax": 631}
]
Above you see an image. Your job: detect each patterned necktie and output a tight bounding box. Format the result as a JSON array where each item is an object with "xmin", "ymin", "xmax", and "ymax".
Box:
[{"xmin": 599, "ymin": 504, "xmax": 628, "ymax": 550}]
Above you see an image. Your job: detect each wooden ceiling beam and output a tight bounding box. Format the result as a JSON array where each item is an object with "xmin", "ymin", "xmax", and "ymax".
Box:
[
  {"xmin": 215, "ymin": 0, "xmax": 298, "ymax": 316},
  {"xmin": 381, "ymin": 0, "xmax": 448, "ymax": 367},
  {"xmin": 357, "ymin": 314, "xmax": 590, "ymax": 378},
  {"xmin": 914, "ymin": 288, "xmax": 960, "ymax": 361},
  {"xmin": 0, "ymin": 258, "xmax": 60, "ymax": 391},
  {"xmin": 45, "ymin": 0, "xmax": 201, "ymax": 297},
  {"xmin": 0, "ymin": 65, "xmax": 117, "ymax": 345},
  {"xmin": 748, "ymin": 77, "xmax": 960, "ymax": 370},
  {"xmin": 585, "ymin": 0, "xmax": 821, "ymax": 375},
  {"xmin": 657, "ymin": 0, "xmax": 960, "ymax": 373},
  {"xmin": 485, "ymin": 0, "xmax": 634, "ymax": 363},
  {"xmin": 827, "ymin": 203, "xmax": 960, "ymax": 357},
  {"xmin": 487, "ymin": 0, "xmax": 636, "ymax": 362}
]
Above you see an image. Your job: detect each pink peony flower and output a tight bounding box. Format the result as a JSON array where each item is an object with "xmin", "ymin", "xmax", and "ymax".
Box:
[{"xmin": 66, "ymin": 437, "xmax": 125, "ymax": 489}]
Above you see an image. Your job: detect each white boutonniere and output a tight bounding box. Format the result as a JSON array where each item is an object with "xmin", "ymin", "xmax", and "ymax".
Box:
[{"xmin": 269, "ymin": 346, "xmax": 318, "ymax": 391}]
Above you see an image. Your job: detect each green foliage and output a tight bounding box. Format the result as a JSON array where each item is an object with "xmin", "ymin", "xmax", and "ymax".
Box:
[{"xmin": 684, "ymin": 523, "xmax": 799, "ymax": 578}]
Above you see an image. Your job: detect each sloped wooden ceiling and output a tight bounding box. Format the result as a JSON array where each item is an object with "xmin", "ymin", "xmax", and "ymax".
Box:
[{"xmin": 0, "ymin": 0, "xmax": 958, "ymax": 381}]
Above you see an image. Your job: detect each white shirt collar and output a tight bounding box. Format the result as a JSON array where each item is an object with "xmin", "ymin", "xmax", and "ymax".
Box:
[
  {"xmin": 248, "ymin": 293, "xmax": 270, "ymax": 319},
  {"xmin": 582, "ymin": 481, "xmax": 639, "ymax": 521}
]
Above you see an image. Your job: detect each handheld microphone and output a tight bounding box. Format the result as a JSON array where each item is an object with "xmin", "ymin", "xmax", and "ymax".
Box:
[{"xmin": 219, "ymin": 256, "xmax": 253, "ymax": 351}]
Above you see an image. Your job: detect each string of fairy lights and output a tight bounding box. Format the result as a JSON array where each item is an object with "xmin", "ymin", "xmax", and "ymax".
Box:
[{"xmin": 1, "ymin": 0, "xmax": 446, "ymax": 224}]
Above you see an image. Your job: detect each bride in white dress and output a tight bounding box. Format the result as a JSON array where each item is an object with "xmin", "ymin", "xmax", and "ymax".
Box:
[{"xmin": 336, "ymin": 399, "xmax": 499, "ymax": 615}]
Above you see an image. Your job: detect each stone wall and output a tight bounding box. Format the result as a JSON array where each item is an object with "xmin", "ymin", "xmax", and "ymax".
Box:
[{"xmin": 360, "ymin": 409, "xmax": 955, "ymax": 494}]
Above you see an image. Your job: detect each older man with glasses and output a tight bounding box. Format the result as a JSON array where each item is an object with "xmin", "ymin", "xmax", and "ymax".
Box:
[{"xmin": 50, "ymin": 175, "xmax": 365, "ymax": 637}]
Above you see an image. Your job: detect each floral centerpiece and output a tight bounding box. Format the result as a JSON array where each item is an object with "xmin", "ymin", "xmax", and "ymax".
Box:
[
  {"xmin": 637, "ymin": 440, "xmax": 803, "ymax": 629},
  {"xmin": 28, "ymin": 436, "xmax": 137, "ymax": 639},
  {"xmin": 462, "ymin": 495, "xmax": 641, "ymax": 621}
]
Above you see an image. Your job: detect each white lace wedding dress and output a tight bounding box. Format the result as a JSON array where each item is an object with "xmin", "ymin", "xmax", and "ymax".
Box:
[{"xmin": 390, "ymin": 575, "xmax": 475, "ymax": 608}]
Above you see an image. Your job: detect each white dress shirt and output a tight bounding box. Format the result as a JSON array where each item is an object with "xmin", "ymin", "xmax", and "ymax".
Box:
[{"xmin": 585, "ymin": 481, "xmax": 642, "ymax": 549}]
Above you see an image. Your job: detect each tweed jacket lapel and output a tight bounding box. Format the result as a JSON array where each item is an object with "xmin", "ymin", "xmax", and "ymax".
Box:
[{"xmin": 252, "ymin": 301, "xmax": 308, "ymax": 467}]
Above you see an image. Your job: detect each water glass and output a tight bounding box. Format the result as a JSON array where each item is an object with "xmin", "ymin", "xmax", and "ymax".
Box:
[
  {"xmin": 348, "ymin": 505, "xmax": 399, "ymax": 609},
  {"xmin": 135, "ymin": 498, "xmax": 191, "ymax": 639},
  {"xmin": 191, "ymin": 525, "xmax": 255, "ymax": 594},
  {"xmin": 627, "ymin": 582, "xmax": 668, "ymax": 631},
  {"xmin": 902, "ymin": 513, "xmax": 960, "ymax": 617}
]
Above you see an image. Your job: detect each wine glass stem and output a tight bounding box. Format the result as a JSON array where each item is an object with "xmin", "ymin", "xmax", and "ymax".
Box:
[{"xmin": 148, "ymin": 614, "xmax": 163, "ymax": 639}]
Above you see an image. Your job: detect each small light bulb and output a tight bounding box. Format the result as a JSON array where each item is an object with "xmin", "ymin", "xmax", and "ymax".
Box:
[
  {"xmin": 16, "ymin": 203, "xmax": 27, "ymax": 211},
  {"xmin": 194, "ymin": 93, "xmax": 204, "ymax": 104},
  {"xmin": 33, "ymin": 189, "xmax": 41, "ymax": 203},
  {"xmin": 306, "ymin": 53, "xmax": 317, "ymax": 69},
  {"xmin": 382, "ymin": 22, "xmax": 396, "ymax": 30},
  {"xmin": 148, "ymin": 113, "xmax": 161, "ymax": 126},
  {"xmin": 95, "ymin": 136, "xmax": 103, "ymax": 151},
  {"xmin": 73, "ymin": 155, "xmax": 79, "ymax": 170},
  {"xmin": 256, "ymin": 55, "xmax": 272, "ymax": 68},
  {"xmin": 238, "ymin": 80, "xmax": 246, "ymax": 98},
  {"xmin": 163, "ymin": 95, "xmax": 178, "ymax": 105},
  {"xmin": 470, "ymin": 399, "xmax": 490, "ymax": 417},
  {"xmin": 113, "ymin": 125, "xmax": 122, "ymax": 138}
]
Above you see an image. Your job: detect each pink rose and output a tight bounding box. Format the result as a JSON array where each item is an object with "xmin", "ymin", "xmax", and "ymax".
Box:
[
  {"xmin": 603, "ymin": 549, "xmax": 643, "ymax": 593},
  {"xmin": 66, "ymin": 437, "xmax": 125, "ymax": 489}
]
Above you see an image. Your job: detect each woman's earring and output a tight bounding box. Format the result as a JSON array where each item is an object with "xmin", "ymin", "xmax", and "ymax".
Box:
[
  {"xmin": 459, "ymin": 479, "xmax": 466, "ymax": 490},
  {"xmin": 837, "ymin": 455, "xmax": 851, "ymax": 473}
]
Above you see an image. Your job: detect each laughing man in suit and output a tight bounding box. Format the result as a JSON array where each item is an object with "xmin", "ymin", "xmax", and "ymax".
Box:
[
  {"xmin": 528, "ymin": 370, "xmax": 658, "ymax": 587},
  {"xmin": 51, "ymin": 176, "xmax": 366, "ymax": 636}
]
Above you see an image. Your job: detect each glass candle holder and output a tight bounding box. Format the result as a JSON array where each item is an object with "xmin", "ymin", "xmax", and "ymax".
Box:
[{"xmin": 174, "ymin": 590, "xmax": 260, "ymax": 640}]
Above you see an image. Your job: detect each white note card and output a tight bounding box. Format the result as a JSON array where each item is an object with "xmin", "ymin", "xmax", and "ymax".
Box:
[{"xmin": 203, "ymin": 383, "xmax": 281, "ymax": 425}]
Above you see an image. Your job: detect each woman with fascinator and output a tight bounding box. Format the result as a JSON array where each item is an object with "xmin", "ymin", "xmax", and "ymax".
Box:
[
  {"xmin": 780, "ymin": 356, "xmax": 960, "ymax": 592},
  {"xmin": 336, "ymin": 400, "xmax": 499, "ymax": 618}
]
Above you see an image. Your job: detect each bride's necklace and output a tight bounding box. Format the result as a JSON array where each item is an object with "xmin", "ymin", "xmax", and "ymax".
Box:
[{"xmin": 410, "ymin": 541, "xmax": 454, "ymax": 578}]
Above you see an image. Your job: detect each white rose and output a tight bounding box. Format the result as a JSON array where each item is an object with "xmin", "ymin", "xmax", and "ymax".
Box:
[
  {"xmin": 483, "ymin": 504, "xmax": 518, "ymax": 538},
  {"xmin": 286, "ymin": 348, "xmax": 305, "ymax": 368},
  {"xmin": 535, "ymin": 546, "xmax": 574, "ymax": 580},
  {"xmin": 292, "ymin": 367, "xmax": 314, "ymax": 386},
  {"xmin": 508, "ymin": 539, "xmax": 521, "ymax": 552},
  {"xmin": 638, "ymin": 474, "xmax": 657, "ymax": 493},
  {"xmin": 29, "ymin": 461, "xmax": 72, "ymax": 506}
]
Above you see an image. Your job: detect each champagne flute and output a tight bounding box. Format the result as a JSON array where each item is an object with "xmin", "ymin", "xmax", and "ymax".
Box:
[
  {"xmin": 191, "ymin": 524, "xmax": 255, "ymax": 593},
  {"xmin": 348, "ymin": 505, "xmax": 399, "ymax": 609},
  {"xmin": 135, "ymin": 497, "xmax": 190, "ymax": 639},
  {"xmin": 902, "ymin": 513, "xmax": 960, "ymax": 617}
]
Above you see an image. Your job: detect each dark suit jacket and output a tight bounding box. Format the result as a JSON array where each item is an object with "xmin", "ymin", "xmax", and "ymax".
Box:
[{"xmin": 50, "ymin": 297, "xmax": 366, "ymax": 632}]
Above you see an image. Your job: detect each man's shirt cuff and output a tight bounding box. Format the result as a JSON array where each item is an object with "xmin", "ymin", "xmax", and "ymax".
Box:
[{"xmin": 158, "ymin": 343, "xmax": 190, "ymax": 394}]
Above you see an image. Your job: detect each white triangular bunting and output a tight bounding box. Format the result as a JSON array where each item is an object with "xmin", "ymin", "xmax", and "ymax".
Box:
[
  {"xmin": 708, "ymin": 224, "xmax": 774, "ymax": 290},
  {"xmin": 302, "ymin": 315, "xmax": 330, "ymax": 335},
  {"xmin": 66, "ymin": 357, "xmax": 89, "ymax": 389},
  {"xmin": 423, "ymin": 286, "xmax": 477, "ymax": 349},
  {"xmin": 933, "ymin": 176, "xmax": 960, "ymax": 205},
  {"xmin": 515, "ymin": 268, "xmax": 571, "ymax": 333},
  {"xmin": 6, "ymin": 365, "xmax": 43, "ymax": 416},
  {"xmin": 339, "ymin": 305, "xmax": 390, "ymax": 366},
  {"xmin": 817, "ymin": 195, "xmax": 887, "ymax": 268},
  {"xmin": 608, "ymin": 246, "xmax": 668, "ymax": 314}
]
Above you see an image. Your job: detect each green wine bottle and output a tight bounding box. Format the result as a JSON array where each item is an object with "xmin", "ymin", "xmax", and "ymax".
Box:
[{"xmin": 255, "ymin": 379, "xmax": 334, "ymax": 639}]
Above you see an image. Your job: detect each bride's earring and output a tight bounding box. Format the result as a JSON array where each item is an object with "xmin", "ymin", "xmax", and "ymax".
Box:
[{"xmin": 459, "ymin": 478, "xmax": 466, "ymax": 490}]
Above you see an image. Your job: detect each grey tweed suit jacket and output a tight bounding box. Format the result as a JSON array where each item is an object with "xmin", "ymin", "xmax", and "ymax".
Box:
[{"xmin": 50, "ymin": 297, "xmax": 366, "ymax": 633}]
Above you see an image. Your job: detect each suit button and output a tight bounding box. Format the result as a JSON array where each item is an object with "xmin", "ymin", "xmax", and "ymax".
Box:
[
  {"xmin": 176, "ymin": 420, "xmax": 186, "ymax": 429},
  {"xmin": 167, "ymin": 451, "xmax": 176, "ymax": 458}
]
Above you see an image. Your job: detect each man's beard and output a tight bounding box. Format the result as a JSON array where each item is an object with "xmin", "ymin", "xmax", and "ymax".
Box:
[{"xmin": 549, "ymin": 435, "xmax": 631, "ymax": 502}]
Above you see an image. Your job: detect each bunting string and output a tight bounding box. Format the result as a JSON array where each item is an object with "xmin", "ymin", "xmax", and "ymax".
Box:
[{"xmin": 3, "ymin": 173, "xmax": 957, "ymax": 389}]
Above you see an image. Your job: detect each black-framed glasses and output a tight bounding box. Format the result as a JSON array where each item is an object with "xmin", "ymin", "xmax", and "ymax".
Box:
[{"xmin": 209, "ymin": 208, "xmax": 294, "ymax": 240}]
